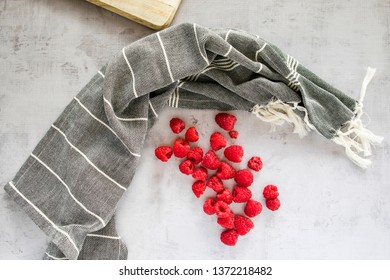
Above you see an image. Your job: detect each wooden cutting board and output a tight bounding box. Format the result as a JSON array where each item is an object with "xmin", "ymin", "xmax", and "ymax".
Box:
[{"xmin": 86, "ymin": 0, "xmax": 182, "ymax": 30}]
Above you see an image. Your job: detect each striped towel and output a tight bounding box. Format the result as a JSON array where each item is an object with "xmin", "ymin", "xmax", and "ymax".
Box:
[{"xmin": 4, "ymin": 23, "xmax": 382, "ymax": 260}]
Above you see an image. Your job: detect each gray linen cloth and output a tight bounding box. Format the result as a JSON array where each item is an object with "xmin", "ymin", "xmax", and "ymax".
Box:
[{"xmin": 4, "ymin": 23, "xmax": 382, "ymax": 260}]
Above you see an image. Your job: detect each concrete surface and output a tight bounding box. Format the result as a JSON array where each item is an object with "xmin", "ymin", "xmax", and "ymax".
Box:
[{"xmin": 0, "ymin": 0, "xmax": 389, "ymax": 259}]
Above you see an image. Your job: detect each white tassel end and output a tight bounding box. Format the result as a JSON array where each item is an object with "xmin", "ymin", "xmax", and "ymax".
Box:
[
  {"xmin": 251, "ymin": 98, "xmax": 310, "ymax": 138},
  {"xmin": 332, "ymin": 67, "xmax": 383, "ymax": 168}
]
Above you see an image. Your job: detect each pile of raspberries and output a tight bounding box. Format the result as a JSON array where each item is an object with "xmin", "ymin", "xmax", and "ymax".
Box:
[{"xmin": 155, "ymin": 113, "xmax": 281, "ymax": 246}]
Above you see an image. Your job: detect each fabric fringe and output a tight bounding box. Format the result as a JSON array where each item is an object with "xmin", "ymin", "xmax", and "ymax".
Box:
[
  {"xmin": 250, "ymin": 98, "xmax": 311, "ymax": 138},
  {"xmin": 332, "ymin": 67, "xmax": 383, "ymax": 169},
  {"xmin": 251, "ymin": 67, "xmax": 383, "ymax": 169}
]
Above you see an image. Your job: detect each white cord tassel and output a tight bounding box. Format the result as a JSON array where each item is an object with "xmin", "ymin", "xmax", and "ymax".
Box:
[
  {"xmin": 252, "ymin": 67, "xmax": 382, "ymax": 168},
  {"xmin": 251, "ymin": 98, "xmax": 310, "ymax": 138},
  {"xmin": 295, "ymin": 104, "xmax": 317, "ymax": 131},
  {"xmin": 332, "ymin": 67, "xmax": 383, "ymax": 168}
]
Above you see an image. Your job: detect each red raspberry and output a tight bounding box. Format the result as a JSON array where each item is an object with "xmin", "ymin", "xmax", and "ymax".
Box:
[
  {"xmin": 248, "ymin": 156, "xmax": 263, "ymax": 172},
  {"xmin": 170, "ymin": 118, "xmax": 185, "ymax": 134},
  {"xmin": 173, "ymin": 138, "xmax": 190, "ymax": 158},
  {"xmin": 214, "ymin": 200, "xmax": 232, "ymax": 218},
  {"xmin": 217, "ymin": 212, "xmax": 234, "ymax": 229},
  {"xmin": 234, "ymin": 169, "xmax": 253, "ymax": 187},
  {"xmin": 220, "ymin": 229, "xmax": 238, "ymax": 246},
  {"xmin": 216, "ymin": 162, "xmax": 236, "ymax": 180},
  {"xmin": 266, "ymin": 198, "xmax": 281, "ymax": 211},
  {"xmin": 179, "ymin": 160, "xmax": 195, "ymax": 175},
  {"xmin": 217, "ymin": 188, "xmax": 233, "ymax": 204},
  {"xmin": 192, "ymin": 167, "xmax": 208, "ymax": 181},
  {"xmin": 232, "ymin": 186, "xmax": 252, "ymax": 203},
  {"xmin": 210, "ymin": 132, "xmax": 226, "ymax": 151},
  {"xmin": 244, "ymin": 199, "xmax": 263, "ymax": 218},
  {"xmin": 234, "ymin": 215, "xmax": 254, "ymax": 236},
  {"xmin": 192, "ymin": 181, "xmax": 206, "ymax": 198},
  {"xmin": 203, "ymin": 198, "xmax": 217, "ymax": 215},
  {"xmin": 263, "ymin": 184, "xmax": 279, "ymax": 199},
  {"xmin": 224, "ymin": 145, "xmax": 244, "ymax": 163},
  {"xmin": 187, "ymin": 147, "xmax": 203, "ymax": 164},
  {"xmin": 229, "ymin": 130, "xmax": 239, "ymax": 139},
  {"xmin": 201, "ymin": 150, "xmax": 220, "ymax": 170},
  {"xmin": 154, "ymin": 146, "xmax": 173, "ymax": 162},
  {"xmin": 185, "ymin": 127, "xmax": 199, "ymax": 142},
  {"xmin": 215, "ymin": 113, "xmax": 237, "ymax": 131},
  {"xmin": 207, "ymin": 175, "xmax": 224, "ymax": 193}
]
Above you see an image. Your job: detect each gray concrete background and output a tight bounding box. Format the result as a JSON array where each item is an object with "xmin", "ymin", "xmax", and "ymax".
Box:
[{"xmin": 1, "ymin": 0, "xmax": 389, "ymax": 259}]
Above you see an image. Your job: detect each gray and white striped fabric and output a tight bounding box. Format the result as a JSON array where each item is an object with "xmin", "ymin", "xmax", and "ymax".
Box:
[{"xmin": 4, "ymin": 23, "xmax": 381, "ymax": 260}]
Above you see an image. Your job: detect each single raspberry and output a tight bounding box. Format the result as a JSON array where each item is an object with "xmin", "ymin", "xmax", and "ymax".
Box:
[
  {"xmin": 216, "ymin": 162, "xmax": 236, "ymax": 180},
  {"xmin": 210, "ymin": 132, "xmax": 226, "ymax": 151},
  {"xmin": 154, "ymin": 146, "xmax": 173, "ymax": 162},
  {"xmin": 179, "ymin": 160, "xmax": 195, "ymax": 175},
  {"xmin": 185, "ymin": 127, "xmax": 199, "ymax": 142},
  {"xmin": 203, "ymin": 198, "xmax": 217, "ymax": 215},
  {"xmin": 217, "ymin": 212, "xmax": 234, "ymax": 229},
  {"xmin": 192, "ymin": 181, "xmax": 206, "ymax": 198},
  {"xmin": 232, "ymin": 186, "xmax": 252, "ymax": 203},
  {"xmin": 248, "ymin": 156, "xmax": 263, "ymax": 172},
  {"xmin": 234, "ymin": 169, "xmax": 254, "ymax": 187},
  {"xmin": 214, "ymin": 200, "xmax": 232, "ymax": 218},
  {"xmin": 220, "ymin": 229, "xmax": 238, "ymax": 246},
  {"xmin": 234, "ymin": 215, "xmax": 254, "ymax": 236},
  {"xmin": 170, "ymin": 118, "xmax": 185, "ymax": 134},
  {"xmin": 206, "ymin": 175, "xmax": 224, "ymax": 193},
  {"xmin": 173, "ymin": 138, "xmax": 190, "ymax": 158},
  {"xmin": 224, "ymin": 145, "xmax": 244, "ymax": 163},
  {"xmin": 215, "ymin": 113, "xmax": 237, "ymax": 131},
  {"xmin": 266, "ymin": 198, "xmax": 281, "ymax": 211},
  {"xmin": 244, "ymin": 199, "xmax": 263, "ymax": 218},
  {"xmin": 263, "ymin": 184, "xmax": 279, "ymax": 199},
  {"xmin": 192, "ymin": 167, "xmax": 208, "ymax": 181},
  {"xmin": 229, "ymin": 130, "xmax": 239, "ymax": 139},
  {"xmin": 201, "ymin": 150, "xmax": 221, "ymax": 170},
  {"xmin": 217, "ymin": 188, "xmax": 233, "ymax": 204},
  {"xmin": 187, "ymin": 147, "xmax": 204, "ymax": 164}
]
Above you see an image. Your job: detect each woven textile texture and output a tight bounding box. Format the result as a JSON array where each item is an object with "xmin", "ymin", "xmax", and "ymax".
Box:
[{"xmin": 4, "ymin": 23, "xmax": 382, "ymax": 260}]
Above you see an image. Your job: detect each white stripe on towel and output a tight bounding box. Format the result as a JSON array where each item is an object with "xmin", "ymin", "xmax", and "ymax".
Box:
[
  {"xmin": 157, "ymin": 32, "xmax": 175, "ymax": 83},
  {"xmin": 75, "ymin": 97, "xmax": 142, "ymax": 157},
  {"xmin": 103, "ymin": 98, "xmax": 148, "ymax": 122},
  {"xmin": 45, "ymin": 252, "xmax": 68, "ymax": 260},
  {"xmin": 87, "ymin": 233, "xmax": 121, "ymax": 240},
  {"xmin": 149, "ymin": 100, "xmax": 158, "ymax": 118},
  {"xmin": 51, "ymin": 124, "xmax": 128, "ymax": 191},
  {"xmin": 255, "ymin": 43, "xmax": 268, "ymax": 60},
  {"xmin": 224, "ymin": 30, "xmax": 232, "ymax": 41},
  {"xmin": 31, "ymin": 153, "xmax": 106, "ymax": 226},
  {"xmin": 256, "ymin": 64, "xmax": 263, "ymax": 73},
  {"xmin": 97, "ymin": 71, "xmax": 105, "ymax": 78},
  {"xmin": 8, "ymin": 181, "xmax": 80, "ymax": 254},
  {"xmin": 193, "ymin": 23, "xmax": 209, "ymax": 64},
  {"xmin": 122, "ymin": 48, "xmax": 138, "ymax": 97},
  {"xmin": 223, "ymin": 45, "xmax": 233, "ymax": 57}
]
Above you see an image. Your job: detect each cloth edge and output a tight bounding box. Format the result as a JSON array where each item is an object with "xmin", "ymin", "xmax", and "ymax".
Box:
[{"xmin": 4, "ymin": 182, "xmax": 80, "ymax": 260}]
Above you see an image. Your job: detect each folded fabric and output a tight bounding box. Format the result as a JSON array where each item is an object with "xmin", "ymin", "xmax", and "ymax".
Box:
[{"xmin": 4, "ymin": 23, "xmax": 382, "ymax": 260}]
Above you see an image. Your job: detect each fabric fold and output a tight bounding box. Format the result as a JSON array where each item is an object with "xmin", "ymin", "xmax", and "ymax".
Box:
[{"xmin": 4, "ymin": 22, "xmax": 382, "ymax": 259}]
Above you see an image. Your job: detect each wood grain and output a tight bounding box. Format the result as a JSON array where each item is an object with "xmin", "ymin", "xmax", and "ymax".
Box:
[{"xmin": 86, "ymin": 0, "xmax": 181, "ymax": 30}]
